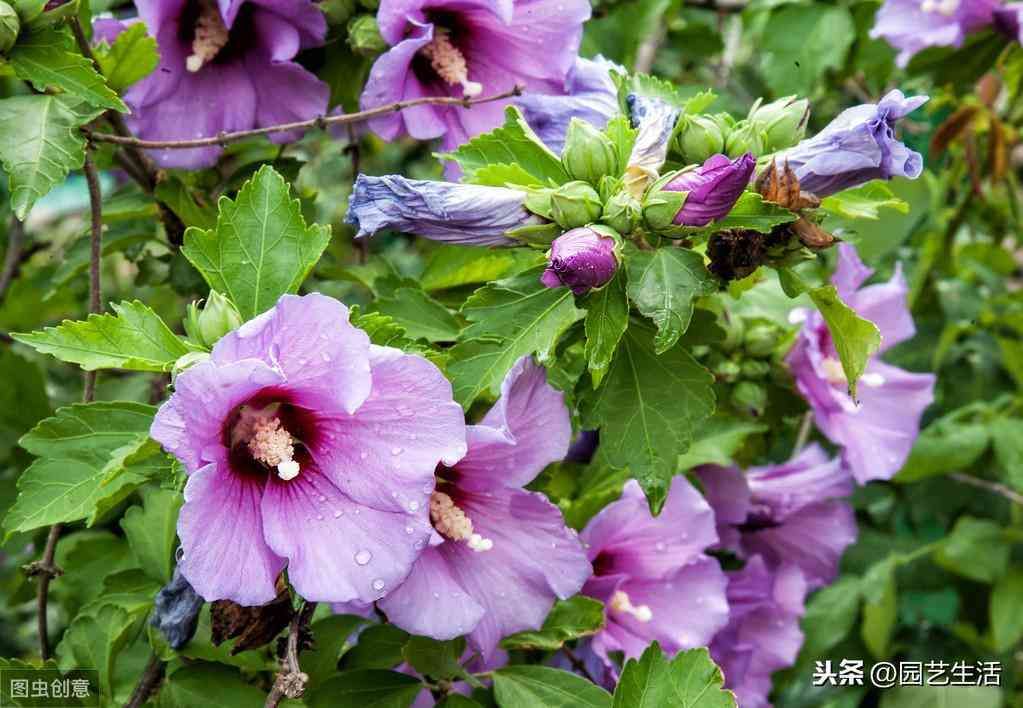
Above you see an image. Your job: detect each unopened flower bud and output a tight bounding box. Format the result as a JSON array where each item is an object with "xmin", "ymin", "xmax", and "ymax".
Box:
[
  {"xmin": 724, "ymin": 120, "xmax": 767, "ymax": 158},
  {"xmin": 661, "ymin": 153, "xmax": 755, "ymax": 227},
  {"xmin": 743, "ymin": 323, "xmax": 782, "ymax": 357},
  {"xmin": 0, "ymin": 1, "xmax": 20, "ymax": 53},
  {"xmin": 747, "ymin": 96, "xmax": 810, "ymax": 152},
  {"xmin": 184, "ymin": 291, "xmax": 243, "ymax": 348},
  {"xmin": 347, "ymin": 14, "xmax": 387, "ymax": 55},
  {"xmin": 714, "ymin": 359, "xmax": 741, "ymax": 383},
  {"xmin": 731, "ymin": 381, "xmax": 767, "ymax": 417},
  {"xmin": 540, "ymin": 225, "xmax": 620, "ymax": 295},
  {"xmin": 549, "ymin": 181, "xmax": 603, "ymax": 229},
  {"xmin": 562, "ymin": 118, "xmax": 619, "ymax": 185},
  {"xmin": 674, "ymin": 114, "xmax": 726, "ymax": 163},
  {"xmin": 740, "ymin": 360, "xmax": 771, "ymax": 379},
  {"xmin": 601, "ymin": 190, "xmax": 640, "ymax": 234}
]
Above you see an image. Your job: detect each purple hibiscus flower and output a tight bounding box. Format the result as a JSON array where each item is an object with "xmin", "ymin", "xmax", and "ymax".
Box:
[
  {"xmin": 697, "ymin": 444, "xmax": 858, "ymax": 590},
  {"xmin": 870, "ymin": 0, "xmax": 1000, "ymax": 67},
  {"xmin": 372, "ymin": 357, "xmax": 591, "ymax": 660},
  {"xmin": 664, "ymin": 153, "xmax": 756, "ymax": 227},
  {"xmin": 995, "ymin": 3, "xmax": 1023, "ymax": 41},
  {"xmin": 361, "ymin": 0, "xmax": 591, "ymax": 150},
  {"xmin": 541, "ymin": 226, "xmax": 620, "ymax": 296},
  {"xmin": 102, "ymin": 0, "xmax": 330, "ymax": 169},
  {"xmin": 150, "ymin": 293, "xmax": 467, "ymax": 606},
  {"xmin": 772, "ymin": 90, "xmax": 928, "ymax": 197},
  {"xmin": 710, "ymin": 556, "xmax": 808, "ymax": 708},
  {"xmin": 345, "ymin": 174, "xmax": 541, "ymax": 246},
  {"xmin": 516, "ymin": 56, "xmax": 623, "ymax": 153},
  {"xmin": 786, "ymin": 244, "xmax": 936, "ymax": 484},
  {"xmin": 578, "ymin": 478, "xmax": 729, "ymax": 675}
]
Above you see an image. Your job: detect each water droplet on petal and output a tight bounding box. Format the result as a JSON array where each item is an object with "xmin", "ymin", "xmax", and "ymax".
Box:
[
  {"xmin": 408, "ymin": 500, "xmax": 420, "ymax": 512},
  {"xmin": 354, "ymin": 549, "xmax": 372, "ymax": 565},
  {"xmin": 334, "ymin": 510, "xmax": 343, "ymax": 518},
  {"xmin": 391, "ymin": 447, "xmax": 403, "ymax": 456},
  {"xmin": 359, "ymin": 451, "xmax": 368, "ymax": 460},
  {"xmin": 372, "ymin": 579, "xmax": 385, "ymax": 591}
]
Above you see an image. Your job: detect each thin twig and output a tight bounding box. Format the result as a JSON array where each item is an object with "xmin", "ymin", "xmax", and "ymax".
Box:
[
  {"xmin": 265, "ymin": 601, "xmax": 317, "ymax": 708},
  {"xmin": 950, "ymin": 472, "xmax": 1023, "ymax": 507},
  {"xmin": 634, "ymin": 24, "xmax": 666, "ymax": 74},
  {"xmin": 125, "ymin": 653, "xmax": 165, "ymax": 708},
  {"xmin": 560, "ymin": 646, "xmax": 597, "ymax": 684},
  {"xmin": 30, "ymin": 149, "xmax": 104, "ymax": 660},
  {"xmin": 0, "ymin": 218, "xmax": 24, "ymax": 303},
  {"xmin": 792, "ymin": 410, "xmax": 813, "ymax": 453},
  {"xmin": 345, "ymin": 124, "xmax": 368, "ymax": 264},
  {"xmin": 86, "ymin": 87, "xmax": 524, "ymax": 150}
]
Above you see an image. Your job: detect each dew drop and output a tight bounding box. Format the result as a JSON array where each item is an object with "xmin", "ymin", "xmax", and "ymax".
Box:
[
  {"xmin": 360, "ymin": 451, "xmax": 368, "ymax": 460},
  {"xmin": 391, "ymin": 447, "xmax": 403, "ymax": 456},
  {"xmin": 372, "ymin": 579, "xmax": 385, "ymax": 591},
  {"xmin": 354, "ymin": 549, "xmax": 372, "ymax": 566},
  {"xmin": 405, "ymin": 525, "xmax": 414, "ymax": 535},
  {"xmin": 334, "ymin": 510, "xmax": 343, "ymax": 519},
  {"xmin": 408, "ymin": 500, "xmax": 420, "ymax": 512}
]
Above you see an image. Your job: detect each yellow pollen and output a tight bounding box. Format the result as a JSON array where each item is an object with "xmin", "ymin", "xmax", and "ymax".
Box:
[
  {"xmin": 820, "ymin": 357, "xmax": 847, "ymax": 386},
  {"xmin": 234, "ymin": 406, "xmax": 299, "ymax": 480},
  {"xmin": 610, "ymin": 590, "xmax": 653, "ymax": 623},
  {"xmin": 420, "ymin": 29, "xmax": 483, "ymax": 98},
  {"xmin": 430, "ymin": 491, "xmax": 493, "ymax": 552},
  {"xmin": 186, "ymin": 0, "xmax": 229, "ymax": 73}
]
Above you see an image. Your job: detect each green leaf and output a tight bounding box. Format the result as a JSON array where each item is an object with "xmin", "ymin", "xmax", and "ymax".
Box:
[
  {"xmin": 0, "ymin": 94, "xmax": 97, "ymax": 219},
  {"xmin": 612, "ymin": 644, "xmax": 735, "ymax": 708},
  {"xmin": 878, "ymin": 685, "xmax": 1002, "ymax": 708},
  {"xmin": 375, "ymin": 287, "xmax": 461, "ymax": 342},
  {"xmin": 991, "ymin": 418, "xmax": 1023, "ymax": 491},
  {"xmin": 94, "ymin": 23, "xmax": 159, "ymax": 91},
  {"xmin": 626, "ymin": 248, "xmax": 718, "ymax": 354},
  {"xmin": 895, "ymin": 412, "xmax": 990, "ymax": 483},
  {"xmin": 448, "ymin": 268, "xmax": 585, "ymax": 407},
  {"xmin": 308, "ymin": 670, "xmax": 423, "ymax": 708},
  {"xmin": 693, "ymin": 192, "xmax": 796, "ymax": 235},
  {"xmin": 584, "ymin": 272, "xmax": 629, "ymax": 387},
  {"xmin": 934, "ymin": 517, "xmax": 1010, "ymax": 583},
  {"xmin": 806, "ymin": 285, "xmax": 881, "ymax": 399},
  {"xmin": 160, "ymin": 663, "xmax": 269, "ymax": 708},
  {"xmin": 760, "ymin": 5, "xmax": 856, "ymax": 96},
  {"xmin": 13, "ymin": 300, "xmax": 198, "ymax": 372},
  {"xmin": 821, "ymin": 182, "xmax": 909, "ymax": 220},
  {"xmin": 861, "ymin": 560, "xmax": 897, "ymax": 659},
  {"xmin": 420, "ymin": 246, "xmax": 544, "ymax": 292},
  {"xmin": 676, "ymin": 416, "xmax": 766, "ymax": 470},
  {"xmin": 989, "ymin": 569, "xmax": 1023, "ymax": 651},
  {"xmin": 494, "ymin": 666, "xmax": 612, "ymax": 708},
  {"xmin": 603, "ymin": 115, "xmax": 637, "ymax": 172},
  {"xmin": 502, "ymin": 596, "xmax": 606, "ymax": 651},
  {"xmin": 47, "ymin": 227, "xmax": 156, "ymax": 299},
  {"xmin": 3, "ymin": 401, "xmax": 155, "ymax": 538},
  {"xmin": 473, "ymin": 163, "xmax": 547, "ymax": 189},
  {"xmin": 305, "ymin": 615, "xmax": 369, "ymax": 690},
  {"xmin": 182, "ymin": 165, "xmax": 332, "ymax": 320},
  {"xmin": 0, "ymin": 349, "xmax": 50, "ymax": 460},
  {"xmin": 8, "ymin": 27, "xmax": 127, "ymax": 112},
  {"xmin": 341, "ymin": 625, "xmax": 410, "ymax": 670},
  {"xmin": 441, "ymin": 106, "xmax": 570, "ymax": 186},
  {"xmin": 55, "ymin": 603, "xmax": 137, "ymax": 704},
  {"xmin": 120, "ymin": 487, "xmax": 183, "ymax": 583},
  {"xmin": 800, "ymin": 576, "xmax": 863, "ymax": 658},
  {"xmin": 401, "ymin": 637, "xmax": 468, "ymax": 682},
  {"xmin": 582, "ymin": 322, "xmax": 715, "ymax": 513}
]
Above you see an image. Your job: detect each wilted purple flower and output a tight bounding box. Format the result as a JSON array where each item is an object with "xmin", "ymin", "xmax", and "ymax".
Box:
[
  {"xmin": 710, "ymin": 556, "xmax": 807, "ymax": 708},
  {"xmin": 579, "ymin": 478, "xmax": 729, "ymax": 674},
  {"xmin": 564, "ymin": 429, "xmax": 599, "ymax": 464},
  {"xmin": 361, "ymin": 0, "xmax": 591, "ymax": 150},
  {"xmin": 101, "ymin": 0, "xmax": 329, "ymax": 169},
  {"xmin": 786, "ymin": 244, "xmax": 936, "ymax": 484},
  {"xmin": 664, "ymin": 153, "xmax": 756, "ymax": 227},
  {"xmin": 517, "ymin": 56, "xmax": 622, "ymax": 152},
  {"xmin": 995, "ymin": 3, "xmax": 1023, "ymax": 41},
  {"xmin": 626, "ymin": 95, "xmax": 681, "ymax": 181},
  {"xmin": 151, "ymin": 293, "xmax": 467, "ymax": 606},
  {"xmin": 375, "ymin": 357, "xmax": 591, "ymax": 660},
  {"xmin": 345, "ymin": 174, "xmax": 542, "ymax": 246},
  {"xmin": 150, "ymin": 558, "xmax": 204, "ymax": 650},
  {"xmin": 697, "ymin": 444, "xmax": 857, "ymax": 590},
  {"xmin": 870, "ymin": 0, "xmax": 1000, "ymax": 67},
  {"xmin": 541, "ymin": 227, "xmax": 619, "ymax": 295},
  {"xmin": 773, "ymin": 90, "xmax": 928, "ymax": 197}
]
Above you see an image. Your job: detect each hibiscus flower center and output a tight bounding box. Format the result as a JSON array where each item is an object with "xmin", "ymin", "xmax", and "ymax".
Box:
[
  {"xmin": 609, "ymin": 590, "xmax": 652, "ymax": 623},
  {"xmin": 919, "ymin": 0, "xmax": 959, "ymax": 16},
  {"xmin": 231, "ymin": 404, "xmax": 300, "ymax": 480},
  {"xmin": 820, "ymin": 356, "xmax": 885, "ymax": 389},
  {"xmin": 429, "ymin": 490, "xmax": 493, "ymax": 552},
  {"xmin": 185, "ymin": 0, "xmax": 230, "ymax": 73},
  {"xmin": 420, "ymin": 29, "xmax": 483, "ymax": 98}
]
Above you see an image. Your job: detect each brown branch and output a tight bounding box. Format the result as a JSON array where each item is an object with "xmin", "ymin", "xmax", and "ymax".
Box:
[
  {"xmin": 345, "ymin": 124, "xmax": 368, "ymax": 265},
  {"xmin": 950, "ymin": 472, "xmax": 1023, "ymax": 507},
  {"xmin": 25, "ymin": 524, "xmax": 63, "ymax": 660},
  {"xmin": 0, "ymin": 218, "xmax": 25, "ymax": 302},
  {"xmin": 125, "ymin": 653, "xmax": 165, "ymax": 708},
  {"xmin": 264, "ymin": 601, "xmax": 317, "ymax": 708},
  {"xmin": 86, "ymin": 86, "xmax": 524, "ymax": 150}
]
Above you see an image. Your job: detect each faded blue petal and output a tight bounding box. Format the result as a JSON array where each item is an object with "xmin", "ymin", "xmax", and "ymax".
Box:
[
  {"xmin": 626, "ymin": 94, "xmax": 681, "ymax": 177},
  {"xmin": 345, "ymin": 174, "xmax": 540, "ymax": 246}
]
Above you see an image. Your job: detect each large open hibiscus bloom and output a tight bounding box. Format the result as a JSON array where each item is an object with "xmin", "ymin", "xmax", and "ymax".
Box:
[{"xmin": 151, "ymin": 293, "xmax": 466, "ymax": 606}]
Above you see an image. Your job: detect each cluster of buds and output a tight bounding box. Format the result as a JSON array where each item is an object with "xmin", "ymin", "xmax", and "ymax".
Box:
[
  {"xmin": 673, "ymin": 96, "xmax": 809, "ymax": 164},
  {"xmin": 694, "ymin": 316, "xmax": 787, "ymax": 418}
]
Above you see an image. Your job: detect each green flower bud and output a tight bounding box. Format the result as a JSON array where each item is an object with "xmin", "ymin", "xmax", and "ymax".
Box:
[
  {"xmin": 720, "ymin": 314, "xmax": 745, "ymax": 352},
  {"xmin": 601, "ymin": 190, "xmax": 641, "ymax": 234},
  {"xmin": 639, "ymin": 183, "xmax": 687, "ymax": 232},
  {"xmin": 562, "ymin": 118, "xmax": 619, "ymax": 185},
  {"xmin": 0, "ymin": 1, "xmax": 20, "ymax": 54},
  {"xmin": 549, "ymin": 180, "xmax": 603, "ymax": 229},
  {"xmin": 731, "ymin": 381, "xmax": 767, "ymax": 417},
  {"xmin": 743, "ymin": 323, "xmax": 782, "ymax": 357},
  {"xmin": 747, "ymin": 96, "xmax": 810, "ymax": 152},
  {"xmin": 348, "ymin": 15, "xmax": 387, "ymax": 55},
  {"xmin": 714, "ymin": 359, "xmax": 742, "ymax": 383},
  {"xmin": 673, "ymin": 114, "xmax": 725, "ymax": 163},
  {"xmin": 723, "ymin": 120, "xmax": 766, "ymax": 158},
  {"xmin": 740, "ymin": 360, "xmax": 771, "ymax": 379},
  {"xmin": 321, "ymin": 0, "xmax": 357, "ymax": 25},
  {"xmin": 184, "ymin": 291, "xmax": 243, "ymax": 348}
]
